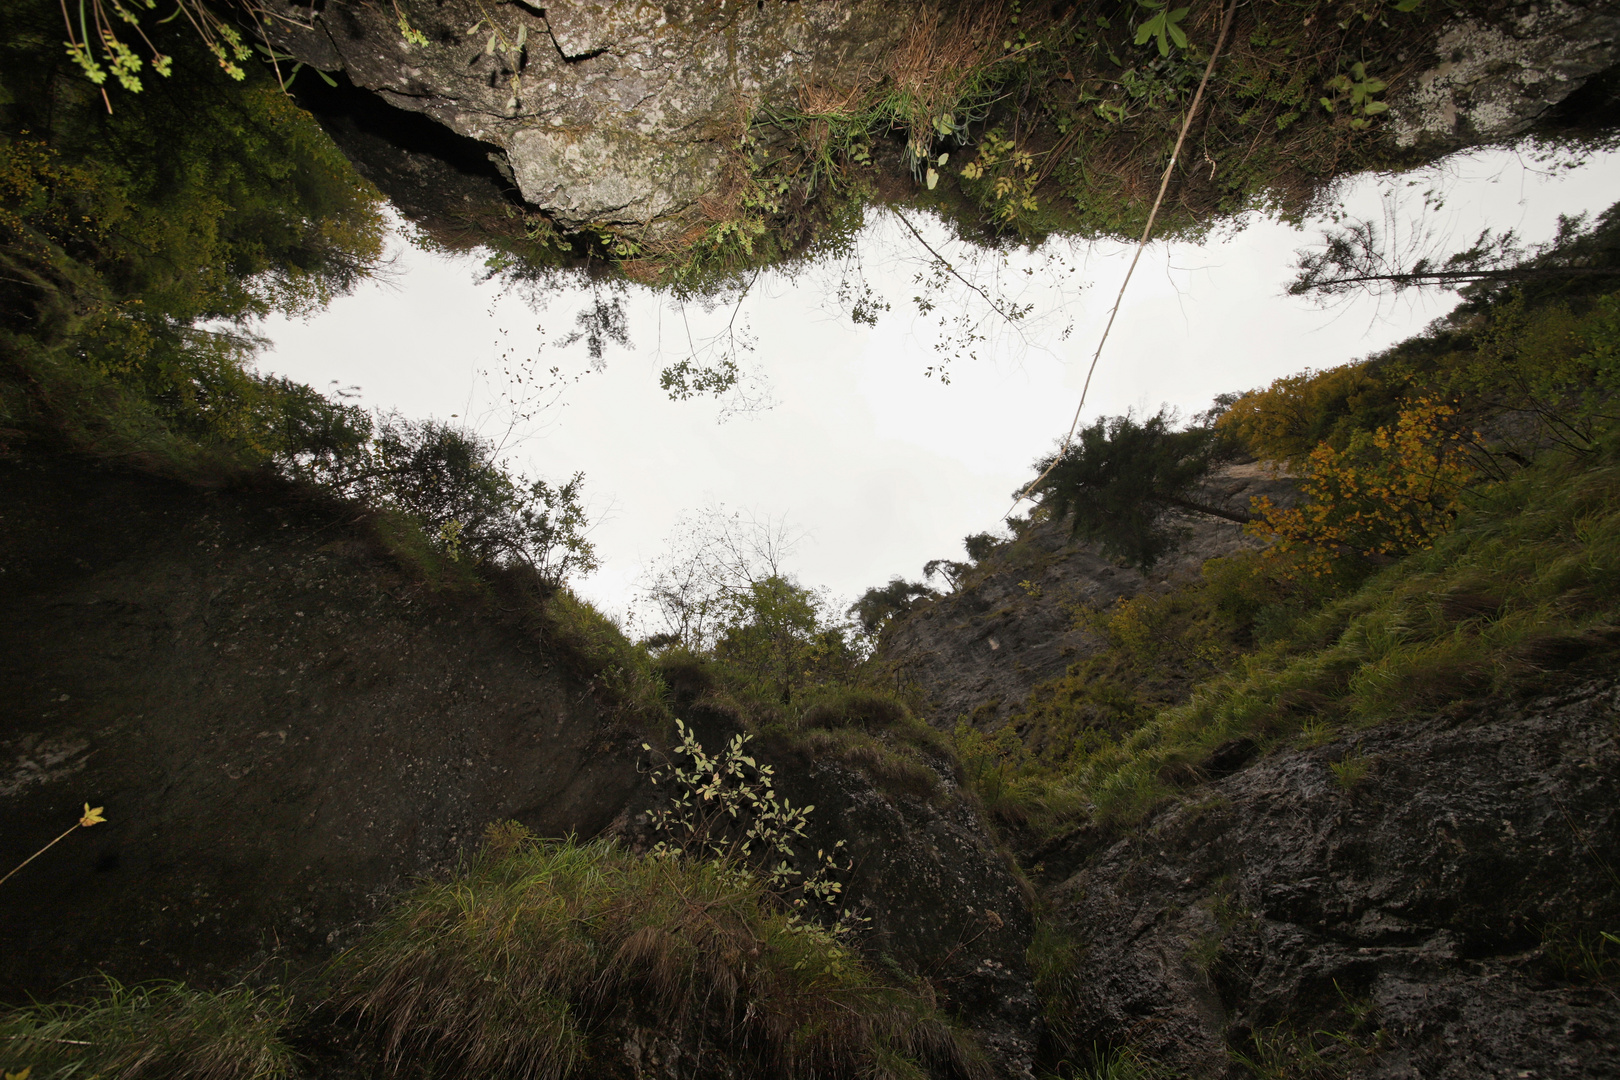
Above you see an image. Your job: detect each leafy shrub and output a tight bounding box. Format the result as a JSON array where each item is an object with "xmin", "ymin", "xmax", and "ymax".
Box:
[
  {"xmin": 1217, "ymin": 362, "xmax": 1404, "ymax": 468},
  {"xmin": 297, "ymin": 414, "xmax": 598, "ymax": 585},
  {"xmin": 1248, "ymin": 397, "xmax": 1481, "ymax": 573},
  {"xmin": 714, "ymin": 575, "xmax": 863, "ymax": 704},
  {"xmin": 644, "ymin": 719, "xmax": 856, "ymax": 922}
]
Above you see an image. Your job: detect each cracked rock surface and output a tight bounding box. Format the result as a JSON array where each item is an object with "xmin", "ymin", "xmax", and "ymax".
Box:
[
  {"xmin": 262, "ymin": 0, "xmax": 903, "ymax": 240},
  {"xmin": 1043, "ymin": 676, "xmax": 1620, "ymax": 1077}
]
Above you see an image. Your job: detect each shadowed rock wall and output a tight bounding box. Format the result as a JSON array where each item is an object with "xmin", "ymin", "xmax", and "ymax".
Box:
[
  {"xmin": 0, "ymin": 454, "xmax": 643, "ymax": 995},
  {"xmin": 1047, "ymin": 676, "xmax": 1620, "ymax": 1076}
]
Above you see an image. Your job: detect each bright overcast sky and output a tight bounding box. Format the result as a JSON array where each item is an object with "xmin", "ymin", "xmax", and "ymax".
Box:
[{"xmin": 260, "ymin": 144, "xmax": 1620, "ymax": 625}]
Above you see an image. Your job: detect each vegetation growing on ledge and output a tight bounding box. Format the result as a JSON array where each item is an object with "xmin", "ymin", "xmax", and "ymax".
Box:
[
  {"xmin": 450, "ymin": 0, "xmax": 1465, "ymax": 293},
  {"xmin": 0, "ymin": 833, "xmax": 987, "ymax": 1080},
  {"xmin": 942, "ymin": 211, "xmax": 1620, "ymax": 838},
  {"xmin": 335, "ymin": 830, "xmax": 987, "ymax": 1080},
  {"xmin": 24, "ymin": 0, "xmax": 1549, "ymax": 292},
  {"xmin": 0, "ymin": 980, "xmax": 295, "ymax": 1080}
]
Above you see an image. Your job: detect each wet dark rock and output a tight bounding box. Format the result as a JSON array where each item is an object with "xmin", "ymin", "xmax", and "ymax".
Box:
[
  {"xmin": 1046, "ymin": 677, "xmax": 1620, "ymax": 1077},
  {"xmin": 772, "ymin": 750, "xmax": 1041, "ymax": 1080},
  {"xmin": 0, "ymin": 453, "xmax": 644, "ymax": 995}
]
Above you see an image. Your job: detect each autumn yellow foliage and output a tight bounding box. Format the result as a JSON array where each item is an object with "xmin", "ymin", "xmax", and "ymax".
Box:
[
  {"xmin": 1217, "ymin": 362, "xmax": 1399, "ymax": 466},
  {"xmin": 1248, "ymin": 397, "xmax": 1480, "ymax": 574}
]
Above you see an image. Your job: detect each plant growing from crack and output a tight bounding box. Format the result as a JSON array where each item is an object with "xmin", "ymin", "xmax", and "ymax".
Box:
[
  {"xmin": 1320, "ymin": 62, "xmax": 1389, "ymax": 129},
  {"xmin": 642, "ymin": 719, "xmax": 862, "ymax": 933}
]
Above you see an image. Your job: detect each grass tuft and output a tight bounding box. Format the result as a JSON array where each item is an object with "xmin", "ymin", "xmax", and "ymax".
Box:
[
  {"xmin": 333, "ymin": 832, "xmax": 989, "ymax": 1080},
  {"xmin": 0, "ymin": 979, "xmax": 293, "ymax": 1080}
]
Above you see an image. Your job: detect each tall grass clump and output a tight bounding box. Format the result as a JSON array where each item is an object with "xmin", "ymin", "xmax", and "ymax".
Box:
[
  {"xmin": 333, "ymin": 829, "xmax": 988, "ymax": 1080},
  {"xmin": 0, "ymin": 979, "xmax": 293, "ymax": 1080}
]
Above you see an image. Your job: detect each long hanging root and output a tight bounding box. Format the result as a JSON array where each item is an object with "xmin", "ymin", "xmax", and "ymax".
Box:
[{"xmin": 1011, "ymin": 0, "xmax": 1242, "ymax": 518}]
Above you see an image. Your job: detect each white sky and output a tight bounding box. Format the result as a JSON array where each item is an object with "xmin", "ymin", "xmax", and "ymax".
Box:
[{"xmin": 260, "ymin": 144, "xmax": 1620, "ymax": 625}]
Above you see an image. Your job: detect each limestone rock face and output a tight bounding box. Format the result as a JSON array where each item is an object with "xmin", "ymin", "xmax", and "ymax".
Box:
[
  {"xmin": 1043, "ymin": 676, "xmax": 1620, "ymax": 1077},
  {"xmin": 1391, "ymin": 0, "xmax": 1620, "ymax": 149},
  {"xmin": 880, "ymin": 463, "xmax": 1294, "ymax": 732},
  {"xmin": 261, "ymin": 0, "xmax": 1620, "ymax": 251},
  {"xmin": 261, "ymin": 0, "xmax": 904, "ymax": 240}
]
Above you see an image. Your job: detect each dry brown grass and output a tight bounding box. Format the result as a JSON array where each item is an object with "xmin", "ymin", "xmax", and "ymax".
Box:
[{"xmin": 886, "ymin": 2, "xmax": 1013, "ymax": 134}]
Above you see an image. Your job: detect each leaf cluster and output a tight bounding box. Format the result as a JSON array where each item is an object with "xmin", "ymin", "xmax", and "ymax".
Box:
[
  {"xmin": 643, "ymin": 720, "xmax": 857, "ymax": 927},
  {"xmin": 1247, "ymin": 397, "xmax": 1482, "ymax": 573}
]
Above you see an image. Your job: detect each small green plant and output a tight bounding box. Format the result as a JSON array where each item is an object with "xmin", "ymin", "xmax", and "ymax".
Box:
[
  {"xmin": 1132, "ymin": 0, "xmax": 1191, "ymax": 59},
  {"xmin": 1330, "ymin": 753, "xmax": 1372, "ymax": 791},
  {"xmin": 1070, "ymin": 1043, "xmax": 1174, "ymax": 1079},
  {"xmin": 1320, "ymin": 62, "xmax": 1389, "ymax": 129},
  {"xmin": 1542, "ymin": 925, "xmax": 1620, "ymax": 984},
  {"xmin": 57, "ymin": 0, "xmax": 432, "ymax": 104},
  {"xmin": 1229, "ymin": 987, "xmax": 1386, "ymax": 1079},
  {"xmin": 435, "ymin": 518, "xmax": 465, "ymax": 561},
  {"xmin": 1297, "ymin": 718, "xmax": 1337, "ymax": 747},
  {"xmin": 643, "ymin": 719, "xmax": 857, "ymax": 926},
  {"xmin": 958, "ymin": 129, "xmax": 1040, "ymax": 224},
  {"xmin": 0, "ymin": 804, "xmax": 105, "ymax": 889},
  {"xmin": 1185, "ymin": 931, "xmax": 1224, "ymax": 974}
]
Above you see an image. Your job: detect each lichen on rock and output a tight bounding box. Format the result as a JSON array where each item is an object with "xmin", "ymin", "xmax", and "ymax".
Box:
[{"xmin": 1391, "ymin": 0, "xmax": 1620, "ymax": 149}]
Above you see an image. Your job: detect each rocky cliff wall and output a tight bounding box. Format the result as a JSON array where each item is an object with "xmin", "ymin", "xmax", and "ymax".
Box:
[
  {"xmin": 880, "ymin": 463, "xmax": 1294, "ymax": 731},
  {"xmin": 259, "ymin": 0, "xmax": 1620, "ymax": 262},
  {"xmin": 0, "ymin": 450, "xmax": 1042, "ymax": 1076},
  {"xmin": 0, "ymin": 453, "xmax": 642, "ymax": 994},
  {"xmin": 1044, "ymin": 674, "xmax": 1620, "ymax": 1077}
]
